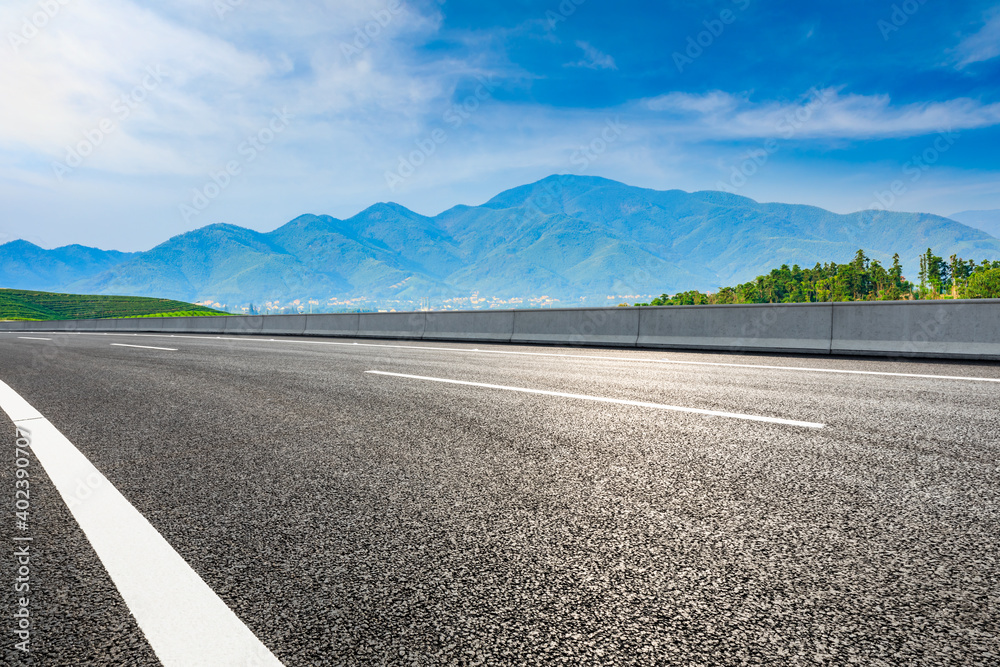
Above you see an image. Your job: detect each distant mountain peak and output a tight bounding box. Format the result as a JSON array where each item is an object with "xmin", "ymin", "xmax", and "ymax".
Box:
[
  {"xmin": 196, "ymin": 222, "xmax": 255, "ymax": 234},
  {"xmin": 353, "ymin": 201, "xmax": 425, "ymax": 221},
  {"xmin": 482, "ymin": 174, "xmax": 628, "ymax": 210},
  {"xmin": 1, "ymin": 239, "xmax": 43, "ymax": 251}
]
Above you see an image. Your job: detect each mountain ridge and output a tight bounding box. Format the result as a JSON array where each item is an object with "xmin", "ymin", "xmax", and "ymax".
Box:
[
  {"xmin": 3, "ymin": 175, "xmax": 999, "ymax": 309},
  {"xmin": 949, "ymin": 210, "xmax": 1000, "ymax": 240}
]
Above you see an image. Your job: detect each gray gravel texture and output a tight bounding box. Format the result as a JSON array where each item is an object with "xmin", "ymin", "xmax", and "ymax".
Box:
[{"xmin": 1, "ymin": 332, "xmax": 998, "ymax": 666}]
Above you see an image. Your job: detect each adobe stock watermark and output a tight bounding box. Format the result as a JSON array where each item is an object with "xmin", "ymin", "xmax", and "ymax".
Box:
[
  {"xmin": 902, "ymin": 305, "xmax": 949, "ymax": 354},
  {"xmin": 52, "ymin": 65, "xmax": 170, "ymax": 182},
  {"xmin": 180, "ymin": 108, "xmax": 293, "ymax": 223},
  {"xmin": 521, "ymin": 118, "xmax": 630, "ymax": 229},
  {"xmin": 868, "ymin": 129, "xmax": 958, "ymax": 211},
  {"xmin": 60, "ymin": 473, "xmax": 105, "ymax": 513},
  {"xmin": 340, "ymin": 0, "xmax": 405, "ymax": 62},
  {"xmin": 566, "ymin": 252, "xmax": 665, "ymax": 341},
  {"xmin": 11, "ymin": 426, "xmax": 34, "ymax": 656},
  {"xmin": 545, "ymin": 0, "xmax": 588, "ymax": 30},
  {"xmin": 673, "ymin": 0, "xmax": 752, "ymax": 73},
  {"xmin": 7, "ymin": 0, "xmax": 72, "ymax": 55},
  {"xmin": 716, "ymin": 87, "xmax": 835, "ymax": 193},
  {"xmin": 384, "ymin": 75, "xmax": 498, "ymax": 192},
  {"xmin": 570, "ymin": 117, "xmax": 628, "ymax": 172},
  {"xmin": 731, "ymin": 304, "xmax": 781, "ymax": 351},
  {"xmin": 26, "ymin": 324, "xmax": 76, "ymax": 373},
  {"xmin": 877, "ymin": 0, "xmax": 930, "ymax": 41}
]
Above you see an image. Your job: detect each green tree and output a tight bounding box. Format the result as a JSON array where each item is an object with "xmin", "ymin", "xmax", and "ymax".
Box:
[
  {"xmin": 638, "ymin": 248, "xmax": 994, "ymax": 307},
  {"xmin": 919, "ymin": 248, "xmax": 948, "ymax": 297},
  {"xmin": 964, "ymin": 268, "xmax": 1000, "ymax": 299}
]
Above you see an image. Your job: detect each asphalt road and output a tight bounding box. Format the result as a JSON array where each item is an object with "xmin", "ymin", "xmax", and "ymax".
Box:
[{"xmin": 1, "ymin": 331, "xmax": 998, "ymax": 666}]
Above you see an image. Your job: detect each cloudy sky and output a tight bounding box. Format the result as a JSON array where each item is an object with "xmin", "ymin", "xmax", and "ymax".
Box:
[{"xmin": 2, "ymin": 0, "xmax": 999, "ymax": 250}]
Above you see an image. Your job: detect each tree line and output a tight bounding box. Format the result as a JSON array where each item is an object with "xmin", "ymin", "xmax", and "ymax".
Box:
[{"xmin": 637, "ymin": 249, "xmax": 1000, "ymax": 306}]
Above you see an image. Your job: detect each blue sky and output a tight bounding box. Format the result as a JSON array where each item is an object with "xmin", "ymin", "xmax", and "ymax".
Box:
[{"xmin": 1, "ymin": 0, "xmax": 999, "ymax": 250}]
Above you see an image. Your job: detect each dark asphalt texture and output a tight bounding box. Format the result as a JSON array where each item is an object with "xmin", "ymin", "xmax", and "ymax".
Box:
[{"xmin": 1, "ymin": 332, "xmax": 998, "ymax": 666}]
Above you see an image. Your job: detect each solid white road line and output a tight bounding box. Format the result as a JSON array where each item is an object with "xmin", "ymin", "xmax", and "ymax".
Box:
[
  {"xmin": 365, "ymin": 370, "xmax": 826, "ymax": 429},
  {"xmin": 18, "ymin": 337, "xmax": 52, "ymax": 341},
  {"xmin": 0, "ymin": 380, "xmax": 283, "ymax": 667},
  {"xmin": 110, "ymin": 343, "xmax": 178, "ymax": 351}
]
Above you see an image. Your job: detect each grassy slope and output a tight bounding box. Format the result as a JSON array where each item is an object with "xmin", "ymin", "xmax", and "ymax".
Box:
[{"xmin": 0, "ymin": 288, "xmax": 224, "ymax": 321}]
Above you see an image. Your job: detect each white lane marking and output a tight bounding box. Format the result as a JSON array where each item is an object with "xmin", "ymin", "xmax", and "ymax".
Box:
[
  {"xmin": 111, "ymin": 343, "xmax": 178, "ymax": 351},
  {"xmin": 268, "ymin": 339, "xmax": 1000, "ymax": 384},
  {"xmin": 647, "ymin": 358, "xmax": 1000, "ymax": 383},
  {"xmin": 16, "ymin": 332, "xmax": 1000, "ymax": 384},
  {"xmin": 18, "ymin": 337, "xmax": 52, "ymax": 341},
  {"xmin": 365, "ymin": 370, "xmax": 826, "ymax": 429},
  {"xmin": 0, "ymin": 382, "xmax": 44, "ymax": 422},
  {"xmin": 0, "ymin": 380, "xmax": 284, "ymax": 667}
]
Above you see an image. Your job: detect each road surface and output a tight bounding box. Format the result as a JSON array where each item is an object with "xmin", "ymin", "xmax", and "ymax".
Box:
[{"xmin": 1, "ymin": 331, "xmax": 998, "ymax": 665}]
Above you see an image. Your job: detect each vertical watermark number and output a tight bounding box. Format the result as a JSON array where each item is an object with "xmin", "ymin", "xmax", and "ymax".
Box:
[{"xmin": 11, "ymin": 427, "xmax": 33, "ymax": 656}]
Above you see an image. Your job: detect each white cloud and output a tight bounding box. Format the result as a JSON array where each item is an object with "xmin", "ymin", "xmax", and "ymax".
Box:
[
  {"xmin": 643, "ymin": 89, "xmax": 1000, "ymax": 139},
  {"xmin": 647, "ymin": 90, "xmax": 737, "ymax": 114},
  {"xmin": 567, "ymin": 41, "xmax": 617, "ymax": 70},
  {"xmin": 0, "ymin": 0, "xmax": 274, "ymax": 171},
  {"xmin": 950, "ymin": 9, "xmax": 1000, "ymax": 68},
  {"xmin": 0, "ymin": 0, "xmax": 447, "ymax": 178}
]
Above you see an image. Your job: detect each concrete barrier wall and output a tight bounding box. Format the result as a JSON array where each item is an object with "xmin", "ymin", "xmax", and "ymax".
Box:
[
  {"xmin": 196, "ymin": 315, "xmax": 235, "ymax": 334},
  {"xmin": 145, "ymin": 317, "xmax": 168, "ymax": 333},
  {"xmin": 259, "ymin": 314, "xmax": 307, "ymax": 336},
  {"xmin": 225, "ymin": 315, "xmax": 264, "ymax": 335},
  {"xmin": 303, "ymin": 313, "xmax": 359, "ymax": 337},
  {"xmin": 161, "ymin": 315, "xmax": 226, "ymax": 334},
  {"xmin": 832, "ymin": 299, "xmax": 1000, "ymax": 360},
  {"xmin": 638, "ymin": 302, "xmax": 834, "ymax": 354},
  {"xmin": 115, "ymin": 317, "xmax": 166, "ymax": 333},
  {"xmin": 358, "ymin": 312, "xmax": 426, "ymax": 339},
  {"xmin": 33, "ymin": 320, "xmax": 67, "ymax": 332},
  {"xmin": 2, "ymin": 301, "xmax": 998, "ymax": 360},
  {"xmin": 513, "ymin": 307, "xmax": 639, "ymax": 347},
  {"xmin": 112, "ymin": 318, "xmax": 141, "ymax": 332},
  {"xmin": 423, "ymin": 310, "xmax": 515, "ymax": 342}
]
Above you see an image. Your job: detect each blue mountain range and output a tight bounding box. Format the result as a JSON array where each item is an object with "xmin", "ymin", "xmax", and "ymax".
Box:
[{"xmin": 3, "ymin": 175, "xmax": 999, "ymax": 308}]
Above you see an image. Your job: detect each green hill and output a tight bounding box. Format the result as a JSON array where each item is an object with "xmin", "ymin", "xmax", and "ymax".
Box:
[{"xmin": 0, "ymin": 289, "xmax": 224, "ymax": 321}]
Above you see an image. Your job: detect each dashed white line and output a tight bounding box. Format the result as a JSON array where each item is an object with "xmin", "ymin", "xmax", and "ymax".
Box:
[
  {"xmin": 289, "ymin": 340, "xmax": 1000, "ymax": 384},
  {"xmin": 365, "ymin": 370, "xmax": 826, "ymax": 429},
  {"xmin": 12, "ymin": 331, "xmax": 1000, "ymax": 384},
  {"xmin": 230, "ymin": 338, "xmax": 1000, "ymax": 383},
  {"xmin": 111, "ymin": 343, "xmax": 178, "ymax": 351},
  {"xmin": 0, "ymin": 379, "xmax": 284, "ymax": 667},
  {"xmin": 18, "ymin": 337, "xmax": 52, "ymax": 341}
]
